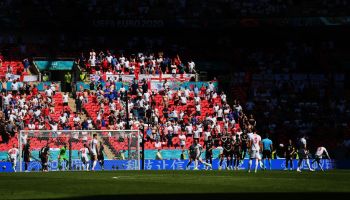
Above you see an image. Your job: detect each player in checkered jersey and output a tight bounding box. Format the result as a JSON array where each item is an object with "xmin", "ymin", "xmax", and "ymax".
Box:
[
  {"xmin": 8, "ymin": 144, "xmax": 19, "ymax": 172},
  {"xmin": 248, "ymin": 130, "xmax": 264, "ymax": 173},
  {"xmin": 79, "ymin": 143, "xmax": 90, "ymax": 171}
]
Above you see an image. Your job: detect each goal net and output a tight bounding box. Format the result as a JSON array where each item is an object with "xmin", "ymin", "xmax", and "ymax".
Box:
[{"xmin": 18, "ymin": 130, "xmax": 140, "ymax": 172}]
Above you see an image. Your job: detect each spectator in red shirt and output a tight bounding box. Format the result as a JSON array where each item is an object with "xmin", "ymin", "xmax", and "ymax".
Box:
[
  {"xmin": 102, "ymin": 58, "xmax": 108, "ymax": 72},
  {"xmin": 32, "ymin": 85, "xmax": 38, "ymax": 96}
]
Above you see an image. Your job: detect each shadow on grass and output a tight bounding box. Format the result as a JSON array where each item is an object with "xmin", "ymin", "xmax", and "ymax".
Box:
[{"xmin": 36, "ymin": 193, "xmax": 348, "ymax": 200}]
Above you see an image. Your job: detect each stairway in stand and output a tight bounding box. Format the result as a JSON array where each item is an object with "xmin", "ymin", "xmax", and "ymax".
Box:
[
  {"xmin": 98, "ymin": 136, "xmax": 117, "ymax": 160},
  {"xmin": 68, "ymin": 96, "xmax": 88, "ymax": 121},
  {"xmin": 68, "ymin": 96, "xmax": 117, "ymax": 159}
]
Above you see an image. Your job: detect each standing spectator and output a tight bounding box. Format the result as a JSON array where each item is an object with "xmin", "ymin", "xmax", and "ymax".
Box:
[
  {"xmin": 195, "ymin": 102, "xmax": 201, "ymax": 116},
  {"xmin": 50, "ymin": 82, "xmax": 56, "ymax": 96},
  {"xmin": 63, "ymin": 92, "xmax": 69, "ymax": 106},
  {"xmin": 194, "ymin": 127, "xmax": 201, "ymax": 140},
  {"xmin": 23, "ymin": 58, "xmax": 30, "ymax": 72},
  {"xmin": 166, "ymin": 129, "xmax": 173, "ymax": 147},
  {"xmin": 188, "ymin": 59, "xmax": 196, "ymax": 73},
  {"xmin": 45, "ymin": 86, "xmax": 53, "ymax": 98},
  {"xmin": 155, "ymin": 139, "xmax": 162, "ymax": 149},
  {"xmin": 11, "ymin": 80, "xmax": 19, "ymax": 96},
  {"xmin": 73, "ymin": 113, "xmax": 81, "ymax": 127},
  {"xmin": 32, "ymin": 85, "xmax": 38, "ymax": 96},
  {"xmin": 6, "ymin": 120, "xmax": 16, "ymax": 137},
  {"xmin": 64, "ymin": 72, "xmax": 72, "ymax": 92},
  {"xmin": 75, "ymin": 95, "xmax": 82, "ymax": 114},
  {"xmin": 1, "ymin": 78, "xmax": 7, "ymax": 93},
  {"xmin": 0, "ymin": 119, "xmax": 10, "ymax": 144},
  {"xmin": 179, "ymin": 132, "xmax": 186, "ymax": 149}
]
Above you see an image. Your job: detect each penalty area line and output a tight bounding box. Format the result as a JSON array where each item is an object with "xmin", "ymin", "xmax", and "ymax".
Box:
[{"xmin": 111, "ymin": 176, "xmax": 140, "ymax": 179}]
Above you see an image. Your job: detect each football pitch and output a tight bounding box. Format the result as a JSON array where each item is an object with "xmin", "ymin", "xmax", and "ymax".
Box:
[{"xmin": 0, "ymin": 170, "xmax": 350, "ymax": 200}]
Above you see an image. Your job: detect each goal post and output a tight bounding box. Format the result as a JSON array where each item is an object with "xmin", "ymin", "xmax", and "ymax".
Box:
[{"xmin": 18, "ymin": 130, "xmax": 140, "ymax": 172}]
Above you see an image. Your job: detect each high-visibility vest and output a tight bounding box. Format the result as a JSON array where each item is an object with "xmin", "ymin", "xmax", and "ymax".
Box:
[
  {"xmin": 65, "ymin": 73, "xmax": 72, "ymax": 83},
  {"xmin": 42, "ymin": 75, "xmax": 49, "ymax": 82},
  {"xmin": 80, "ymin": 73, "xmax": 86, "ymax": 81},
  {"xmin": 272, "ymin": 151, "xmax": 276, "ymax": 159}
]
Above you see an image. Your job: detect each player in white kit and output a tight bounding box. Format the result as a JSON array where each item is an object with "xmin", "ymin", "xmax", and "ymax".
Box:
[
  {"xmin": 194, "ymin": 141, "xmax": 212, "ymax": 170},
  {"xmin": 90, "ymin": 134, "xmax": 99, "ymax": 171},
  {"xmin": 8, "ymin": 144, "xmax": 19, "ymax": 172},
  {"xmin": 296, "ymin": 135, "xmax": 314, "ymax": 172},
  {"xmin": 312, "ymin": 147, "xmax": 330, "ymax": 171},
  {"xmin": 79, "ymin": 143, "xmax": 90, "ymax": 171},
  {"xmin": 248, "ymin": 130, "xmax": 264, "ymax": 173}
]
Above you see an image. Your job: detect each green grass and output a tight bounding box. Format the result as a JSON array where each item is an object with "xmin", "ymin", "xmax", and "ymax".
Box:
[{"xmin": 0, "ymin": 170, "xmax": 350, "ymax": 199}]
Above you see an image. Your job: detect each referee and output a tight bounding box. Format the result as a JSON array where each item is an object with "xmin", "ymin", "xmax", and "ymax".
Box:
[{"xmin": 261, "ymin": 134, "xmax": 273, "ymax": 170}]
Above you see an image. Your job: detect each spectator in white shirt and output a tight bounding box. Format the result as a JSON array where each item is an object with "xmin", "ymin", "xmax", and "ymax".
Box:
[
  {"xmin": 204, "ymin": 131, "xmax": 211, "ymax": 142},
  {"xmin": 208, "ymin": 82, "xmax": 215, "ymax": 92},
  {"xmin": 195, "ymin": 103, "xmax": 201, "ymax": 116},
  {"xmin": 28, "ymin": 121, "xmax": 36, "ymax": 131},
  {"xmin": 194, "ymin": 95, "xmax": 201, "ymax": 104},
  {"xmin": 63, "ymin": 92, "xmax": 69, "ymax": 106},
  {"xmin": 220, "ymin": 92, "xmax": 227, "ymax": 103},
  {"xmin": 179, "ymin": 111, "xmax": 184, "ymax": 120},
  {"xmin": 106, "ymin": 53, "xmax": 113, "ymax": 63},
  {"xmin": 235, "ymin": 101, "xmax": 243, "ymax": 113},
  {"xmin": 171, "ymin": 63, "xmax": 177, "ymax": 74},
  {"xmin": 73, "ymin": 114, "xmax": 81, "ymax": 126},
  {"xmin": 34, "ymin": 108, "xmax": 41, "ymax": 118},
  {"xmin": 173, "ymin": 123, "xmax": 180, "ymax": 135},
  {"xmin": 50, "ymin": 83, "xmax": 56, "ymax": 95},
  {"xmin": 179, "ymin": 132, "xmax": 186, "ymax": 149},
  {"xmin": 180, "ymin": 94, "xmax": 187, "ymax": 105},
  {"xmin": 155, "ymin": 140, "xmax": 162, "ymax": 149},
  {"xmin": 11, "ymin": 81, "xmax": 19, "ymax": 95},
  {"xmin": 188, "ymin": 60, "xmax": 196, "ymax": 73},
  {"xmin": 184, "ymin": 87, "xmax": 190, "ymax": 98},
  {"xmin": 87, "ymin": 118, "xmax": 93, "ymax": 129},
  {"xmin": 186, "ymin": 124, "xmax": 193, "ymax": 136},
  {"xmin": 59, "ymin": 114, "xmax": 67, "ymax": 124},
  {"xmin": 217, "ymin": 108, "xmax": 223, "ymax": 121},
  {"xmin": 89, "ymin": 56, "xmax": 96, "ymax": 68},
  {"xmin": 194, "ymin": 129, "xmax": 201, "ymax": 140}
]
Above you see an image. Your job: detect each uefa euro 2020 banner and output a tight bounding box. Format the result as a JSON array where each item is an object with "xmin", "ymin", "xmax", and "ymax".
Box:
[
  {"xmin": 0, "ymin": 81, "xmax": 61, "ymax": 91},
  {"xmin": 0, "ymin": 159, "xmax": 334, "ymax": 172}
]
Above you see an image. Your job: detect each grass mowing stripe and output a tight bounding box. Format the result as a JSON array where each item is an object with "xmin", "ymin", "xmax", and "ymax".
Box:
[{"xmin": 0, "ymin": 170, "xmax": 349, "ymax": 199}]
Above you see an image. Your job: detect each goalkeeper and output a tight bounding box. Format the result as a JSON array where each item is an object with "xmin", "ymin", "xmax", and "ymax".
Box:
[{"xmin": 58, "ymin": 143, "xmax": 68, "ymax": 171}]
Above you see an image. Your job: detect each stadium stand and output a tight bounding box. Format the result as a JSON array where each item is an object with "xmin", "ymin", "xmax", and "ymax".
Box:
[
  {"xmin": 76, "ymin": 50, "xmax": 231, "ymax": 157},
  {"xmin": 0, "ymin": 45, "xmax": 248, "ymax": 161},
  {"xmin": 1, "ymin": 37, "xmax": 350, "ymax": 160},
  {"xmin": 0, "ymin": 0, "xmax": 350, "ymax": 161}
]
